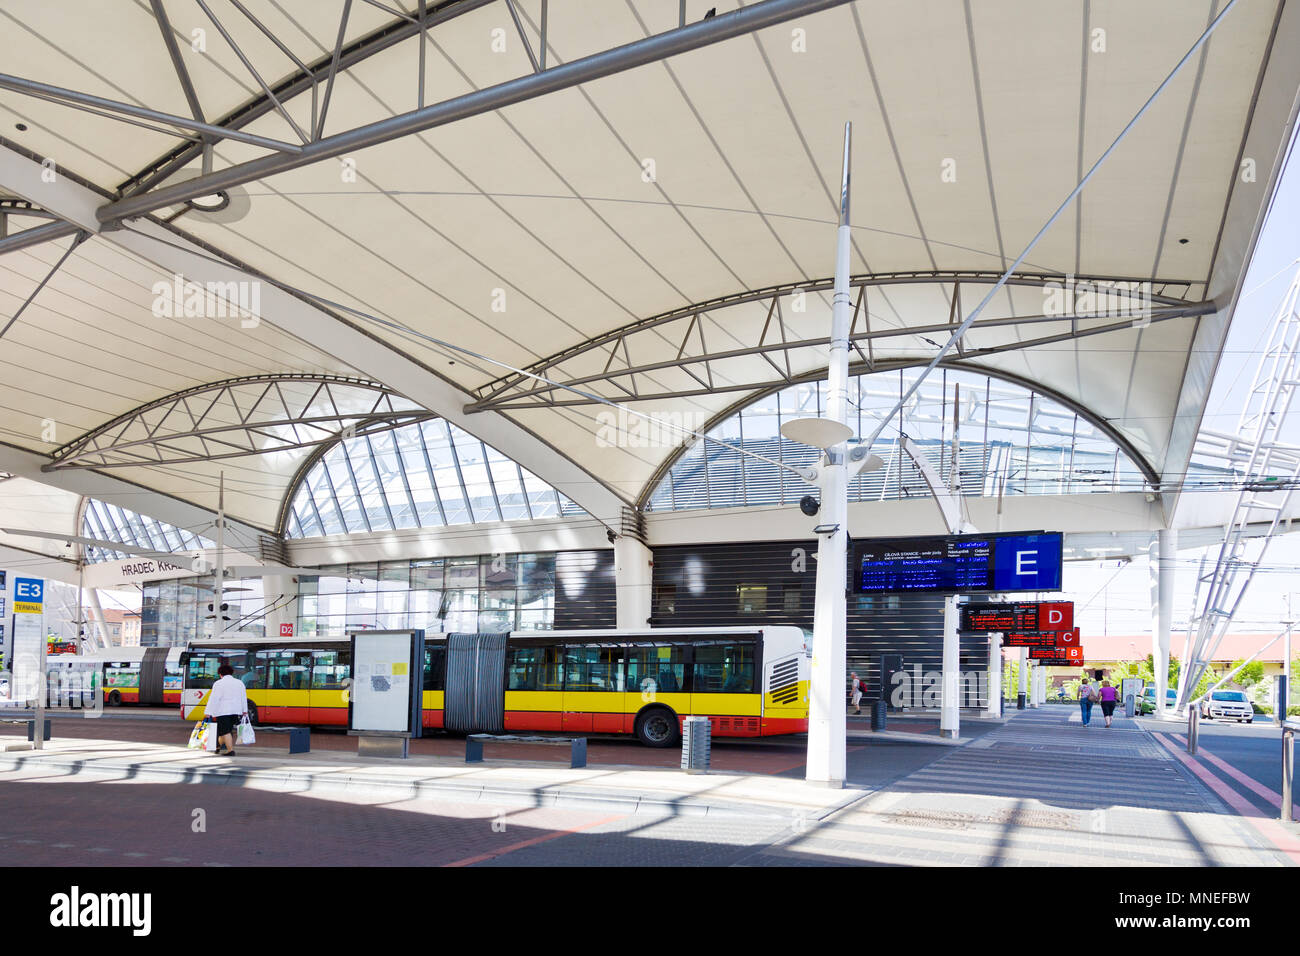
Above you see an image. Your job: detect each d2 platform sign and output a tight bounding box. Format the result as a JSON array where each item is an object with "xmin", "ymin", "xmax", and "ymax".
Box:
[{"xmin": 13, "ymin": 576, "xmax": 43, "ymax": 614}]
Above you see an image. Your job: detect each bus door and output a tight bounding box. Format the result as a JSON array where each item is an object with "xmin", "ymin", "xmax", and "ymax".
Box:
[
  {"xmin": 562, "ymin": 643, "xmax": 625, "ymax": 734},
  {"xmin": 263, "ymin": 649, "xmax": 312, "ymax": 722},
  {"xmin": 624, "ymin": 643, "xmax": 691, "ymax": 734},
  {"xmin": 309, "ymin": 648, "xmax": 349, "ymax": 725},
  {"xmin": 444, "ymin": 633, "xmax": 507, "ymax": 734},
  {"xmin": 181, "ymin": 653, "xmax": 215, "ymax": 719},
  {"xmin": 504, "ymin": 641, "xmax": 561, "ymax": 731}
]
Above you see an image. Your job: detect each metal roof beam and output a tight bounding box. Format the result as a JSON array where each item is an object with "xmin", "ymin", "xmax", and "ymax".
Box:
[{"xmin": 96, "ymin": 0, "xmax": 855, "ymax": 224}]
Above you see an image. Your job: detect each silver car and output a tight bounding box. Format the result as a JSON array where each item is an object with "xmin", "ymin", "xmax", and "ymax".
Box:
[{"xmin": 1200, "ymin": 690, "xmax": 1254, "ymax": 723}]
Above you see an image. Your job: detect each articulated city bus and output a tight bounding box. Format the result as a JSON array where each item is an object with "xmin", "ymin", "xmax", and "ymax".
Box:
[
  {"xmin": 46, "ymin": 647, "xmax": 184, "ymax": 707},
  {"xmin": 181, "ymin": 627, "xmax": 809, "ymax": 747}
]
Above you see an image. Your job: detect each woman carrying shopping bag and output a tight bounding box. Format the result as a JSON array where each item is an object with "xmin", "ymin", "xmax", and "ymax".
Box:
[{"xmin": 206, "ymin": 664, "xmax": 248, "ymax": 756}]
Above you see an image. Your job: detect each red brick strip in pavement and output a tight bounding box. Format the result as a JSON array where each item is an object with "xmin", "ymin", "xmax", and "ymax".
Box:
[
  {"xmin": 442, "ymin": 814, "xmax": 626, "ymax": 867},
  {"xmin": 1171, "ymin": 733, "xmax": 1299, "ymax": 818},
  {"xmin": 1153, "ymin": 732, "xmax": 1300, "ymax": 864}
]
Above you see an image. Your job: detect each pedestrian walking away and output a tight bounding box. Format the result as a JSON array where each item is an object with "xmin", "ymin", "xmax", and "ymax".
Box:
[
  {"xmin": 1078, "ymin": 677, "xmax": 1098, "ymax": 726},
  {"xmin": 1098, "ymin": 679, "xmax": 1119, "ymax": 727},
  {"xmin": 849, "ymin": 671, "xmax": 866, "ymax": 714},
  {"xmin": 206, "ymin": 663, "xmax": 249, "ymax": 756}
]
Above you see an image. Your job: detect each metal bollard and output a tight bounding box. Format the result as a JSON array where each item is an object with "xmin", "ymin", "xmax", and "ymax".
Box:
[
  {"xmin": 681, "ymin": 715, "xmax": 711, "ymax": 774},
  {"xmin": 1187, "ymin": 708, "xmax": 1199, "ymax": 755},
  {"xmin": 1283, "ymin": 728, "xmax": 1295, "ymax": 823}
]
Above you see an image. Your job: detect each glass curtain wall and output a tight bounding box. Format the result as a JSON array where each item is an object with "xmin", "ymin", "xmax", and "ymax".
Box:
[
  {"xmin": 296, "ymin": 552, "xmax": 558, "ymax": 638},
  {"xmin": 286, "ymin": 420, "xmax": 585, "ymax": 538},
  {"xmin": 138, "ymin": 576, "xmax": 267, "ymax": 646},
  {"xmin": 82, "ymin": 499, "xmax": 214, "ymax": 563},
  {"xmin": 646, "ymin": 368, "xmax": 1182, "ymax": 511}
]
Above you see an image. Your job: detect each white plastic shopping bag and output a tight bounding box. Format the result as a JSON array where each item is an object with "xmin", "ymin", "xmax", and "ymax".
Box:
[
  {"xmin": 188, "ymin": 718, "xmax": 216, "ymax": 752},
  {"xmin": 238, "ymin": 714, "xmax": 255, "ymax": 746}
]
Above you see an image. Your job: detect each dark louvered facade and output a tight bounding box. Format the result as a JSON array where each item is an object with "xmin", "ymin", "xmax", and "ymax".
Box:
[
  {"xmin": 648, "ymin": 540, "xmax": 991, "ymax": 708},
  {"xmin": 553, "ymin": 549, "xmax": 619, "ymax": 629}
]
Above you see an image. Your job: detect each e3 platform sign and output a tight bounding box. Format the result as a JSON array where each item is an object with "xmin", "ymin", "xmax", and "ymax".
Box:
[
  {"xmin": 853, "ymin": 532, "xmax": 1062, "ymax": 595},
  {"xmin": 13, "ymin": 576, "xmax": 44, "ymax": 614}
]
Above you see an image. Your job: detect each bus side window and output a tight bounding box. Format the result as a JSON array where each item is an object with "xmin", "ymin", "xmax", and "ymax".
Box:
[
  {"xmin": 507, "ymin": 645, "xmax": 538, "ymax": 691},
  {"xmin": 255, "ymin": 650, "xmax": 276, "ymax": 688},
  {"xmin": 507, "ymin": 645, "xmax": 559, "ymax": 691},
  {"xmin": 311, "ymin": 649, "xmax": 350, "ymax": 689},
  {"xmin": 230, "ymin": 651, "xmax": 254, "ymax": 686},
  {"xmin": 185, "ymin": 654, "xmax": 218, "ymax": 689},
  {"xmin": 563, "ymin": 646, "xmax": 623, "ymax": 692},
  {"xmin": 628, "ymin": 644, "xmax": 686, "ymax": 695},
  {"xmin": 694, "ymin": 643, "xmax": 755, "ymax": 694}
]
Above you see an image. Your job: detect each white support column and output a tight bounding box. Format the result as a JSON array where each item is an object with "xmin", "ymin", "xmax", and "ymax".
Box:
[
  {"xmin": 86, "ymin": 589, "xmax": 111, "ymax": 650},
  {"xmin": 614, "ymin": 537, "xmax": 653, "ymax": 629},
  {"xmin": 1028, "ymin": 662, "xmax": 1039, "ymax": 707},
  {"xmin": 1150, "ymin": 529, "xmax": 1176, "ymax": 717},
  {"xmin": 985, "ymin": 634, "xmax": 1003, "ymax": 717},
  {"xmin": 1018, "ymin": 648, "xmax": 1028, "ymax": 708},
  {"xmin": 940, "ymin": 595, "xmax": 961, "ymax": 737},
  {"xmin": 261, "ymin": 574, "xmax": 297, "ymax": 641}
]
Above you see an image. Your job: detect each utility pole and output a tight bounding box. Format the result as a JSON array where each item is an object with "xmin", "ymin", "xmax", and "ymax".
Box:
[{"xmin": 804, "ymin": 123, "xmax": 854, "ymax": 788}]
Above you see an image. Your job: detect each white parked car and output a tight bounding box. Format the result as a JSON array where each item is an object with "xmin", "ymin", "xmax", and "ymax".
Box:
[{"xmin": 1200, "ymin": 690, "xmax": 1254, "ymax": 723}]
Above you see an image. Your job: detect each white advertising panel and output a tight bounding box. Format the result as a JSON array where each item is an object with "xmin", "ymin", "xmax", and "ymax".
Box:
[{"xmin": 350, "ymin": 631, "xmax": 415, "ymax": 733}]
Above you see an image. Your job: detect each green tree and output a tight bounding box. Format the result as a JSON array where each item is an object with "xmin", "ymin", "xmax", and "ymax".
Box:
[{"xmin": 1229, "ymin": 658, "xmax": 1265, "ymax": 688}]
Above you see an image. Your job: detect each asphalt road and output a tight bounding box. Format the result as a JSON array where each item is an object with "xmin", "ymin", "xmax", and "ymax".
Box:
[{"xmin": 1141, "ymin": 714, "xmax": 1296, "ymax": 817}]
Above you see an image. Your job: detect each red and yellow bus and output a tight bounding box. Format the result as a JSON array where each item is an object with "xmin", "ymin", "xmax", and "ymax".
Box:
[
  {"xmin": 182, "ymin": 627, "xmax": 809, "ymax": 747},
  {"xmin": 47, "ymin": 647, "xmax": 184, "ymax": 707}
]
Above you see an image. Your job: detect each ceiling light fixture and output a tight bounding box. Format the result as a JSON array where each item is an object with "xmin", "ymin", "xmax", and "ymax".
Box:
[{"xmin": 186, "ymin": 190, "xmax": 231, "ymax": 213}]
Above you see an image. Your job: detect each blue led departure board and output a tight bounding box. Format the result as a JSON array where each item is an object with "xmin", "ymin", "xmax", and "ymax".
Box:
[{"xmin": 853, "ymin": 532, "xmax": 1062, "ymax": 594}]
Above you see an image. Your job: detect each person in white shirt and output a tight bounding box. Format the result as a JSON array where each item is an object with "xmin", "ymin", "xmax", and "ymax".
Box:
[
  {"xmin": 849, "ymin": 671, "xmax": 865, "ymax": 715},
  {"xmin": 206, "ymin": 664, "xmax": 248, "ymax": 756}
]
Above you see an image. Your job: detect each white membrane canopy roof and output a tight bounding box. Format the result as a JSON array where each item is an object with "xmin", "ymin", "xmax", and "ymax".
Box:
[{"xmin": 0, "ymin": 0, "xmax": 1297, "ymax": 536}]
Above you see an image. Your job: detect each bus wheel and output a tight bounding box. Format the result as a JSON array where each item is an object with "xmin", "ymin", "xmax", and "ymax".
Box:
[
  {"xmin": 245, "ymin": 701, "xmax": 259, "ymax": 726},
  {"xmin": 107, "ymin": 690, "xmax": 121, "ymax": 706},
  {"xmin": 635, "ymin": 707, "xmax": 679, "ymax": 748}
]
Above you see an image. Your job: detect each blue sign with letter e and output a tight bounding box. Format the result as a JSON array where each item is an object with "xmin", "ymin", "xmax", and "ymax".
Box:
[
  {"xmin": 14, "ymin": 576, "xmax": 44, "ymax": 604},
  {"xmin": 992, "ymin": 533, "xmax": 1062, "ymax": 591}
]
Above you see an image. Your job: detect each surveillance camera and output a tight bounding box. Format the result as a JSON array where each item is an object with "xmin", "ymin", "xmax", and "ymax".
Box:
[{"xmin": 799, "ymin": 495, "xmax": 820, "ymax": 517}]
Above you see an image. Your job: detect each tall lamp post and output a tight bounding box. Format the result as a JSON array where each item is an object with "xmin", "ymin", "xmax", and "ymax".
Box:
[{"xmin": 782, "ymin": 124, "xmax": 881, "ymax": 787}]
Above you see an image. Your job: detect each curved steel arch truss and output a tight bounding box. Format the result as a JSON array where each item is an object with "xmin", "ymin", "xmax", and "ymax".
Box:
[
  {"xmin": 634, "ymin": 357, "xmax": 1161, "ymax": 509},
  {"xmin": 468, "ymin": 271, "xmax": 1213, "ymax": 412},
  {"xmin": 45, "ymin": 374, "xmax": 436, "ymax": 471}
]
